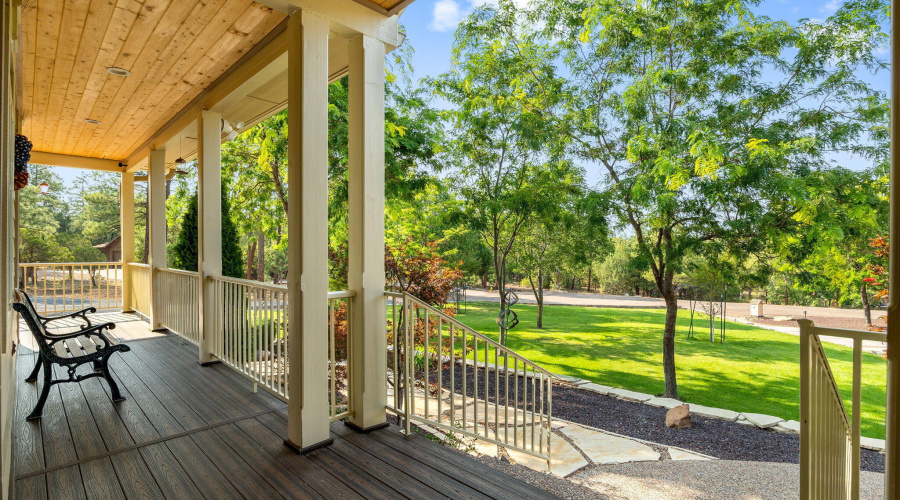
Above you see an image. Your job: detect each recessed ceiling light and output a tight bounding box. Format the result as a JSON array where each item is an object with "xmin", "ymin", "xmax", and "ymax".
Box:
[
  {"xmin": 106, "ymin": 67, "xmax": 131, "ymax": 77},
  {"xmin": 85, "ymin": 119, "xmax": 101, "ymax": 124}
]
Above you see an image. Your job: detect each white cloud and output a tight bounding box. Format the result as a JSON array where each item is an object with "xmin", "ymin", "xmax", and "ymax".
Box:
[
  {"xmin": 819, "ymin": 0, "xmax": 841, "ymax": 14},
  {"xmin": 430, "ymin": 0, "xmax": 467, "ymax": 32},
  {"xmin": 428, "ymin": 0, "xmax": 531, "ymax": 32}
]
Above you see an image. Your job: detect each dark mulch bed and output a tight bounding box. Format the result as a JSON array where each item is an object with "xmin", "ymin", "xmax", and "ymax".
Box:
[{"xmin": 428, "ymin": 364, "xmax": 884, "ymax": 473}]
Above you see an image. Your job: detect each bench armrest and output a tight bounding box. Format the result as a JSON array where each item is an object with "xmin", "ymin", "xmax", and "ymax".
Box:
[
  {"xmin": 45, "ymin": 322, "xmax": 116, "ymax": 345},
  {"xmin": 40, "ymin": 307, "xmax": 97, "ymax": 328}
]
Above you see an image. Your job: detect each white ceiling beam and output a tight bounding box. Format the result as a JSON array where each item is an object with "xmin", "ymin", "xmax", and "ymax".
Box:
[
  {"xmin": 29, "ymin": 151, "xmax": 124, "ymax": 173},
  {"xmin": 254, "ymin": 0, "xmax": 402, "ymax": 46}
]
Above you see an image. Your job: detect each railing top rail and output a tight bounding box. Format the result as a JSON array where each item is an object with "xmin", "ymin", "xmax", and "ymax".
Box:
[
  {"xmin": 19, "ymin": 261, "xmax": 123, "ymax": 266},
  {"xmin": 158, "ymin": 267, "xmax": 200, "ymax": 277},
  {"xmin": 210, "ymin": 274, "xmax": 289, "ymax": 292},
  {"xmin": 800, "ymin": 320, "xmax": 852, "ymax": 429},
  {"xmin": 395, "ymin": 291, "xmax": 555, "ymax": 378},
  {"xmin": 807, "ymin": 325, "xmax": 887, "ymax": 343},
  {"xmin": 127, "ymin": 262, "xmax": 150, "ymax": 268},
  {"xmin": 328, "ymin": 290, "xmax": 357, "ymax": 299}
]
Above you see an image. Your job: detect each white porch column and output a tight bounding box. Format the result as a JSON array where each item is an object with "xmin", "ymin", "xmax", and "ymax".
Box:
[
  {"xmin": 120, "ymin": 174, "xmax": 135, "ymax": 312},
  {"xmin": 285, "ymin": 9, "xmax": 332, "ymax": 452},
  {"xmin": 198, "ymin": 111, "xmax": 222, "ymax": 365},
  {"xmin": 148, "ymin": 148, "xmax": 167, "ymax": 330},
  {"xmin": 346, "ymin": 34, "xmax": 387, "ymax": 432}
]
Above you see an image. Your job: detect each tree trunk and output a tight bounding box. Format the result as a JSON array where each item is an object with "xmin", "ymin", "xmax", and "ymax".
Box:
[
  {"xmin": 587, "ymin": 267, "xmax": 592, "ymax": 292},
  {"xmin": 861, "ymin": 282, "xmax": 872, "ymax": 326},
  {"xmin": 662, "ymin": 288, "xmax": 679, "ymax": 399},
  {"xmin": 256, "ymin": 231, "xmax": 265, "ymax": 282},
  {"xmin": 245, "ymin": 240, "xmax": 256, "ymax": 280},
  {"xmin": 529, "ymin": 270, "xmax": 544, "ymax": 329}
]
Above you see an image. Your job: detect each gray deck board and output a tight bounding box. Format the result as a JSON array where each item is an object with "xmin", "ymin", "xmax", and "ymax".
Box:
[{"xmin": 13, "ymin": 313, "xmax": 559, "ymax": 500}]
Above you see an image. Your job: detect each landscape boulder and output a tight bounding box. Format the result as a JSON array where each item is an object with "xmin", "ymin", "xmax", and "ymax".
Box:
[{"xmin": 666, "ymin": 404, "xmax": 691, "ymax": 429}]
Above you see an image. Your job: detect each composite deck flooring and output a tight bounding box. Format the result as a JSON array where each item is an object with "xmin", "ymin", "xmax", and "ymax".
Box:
[{"xmin": 13, "ymin": 312, "xmax": 557, "ymax": 499}]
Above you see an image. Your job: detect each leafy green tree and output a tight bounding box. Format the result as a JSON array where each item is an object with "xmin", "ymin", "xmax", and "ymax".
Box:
[
  {"xmin": 777, "ymin": 167, "xmax": 888, "ymax": 320},
  {"xmin": 492, "ymin": 0, "xmax": 888, "ymax": 398},
  {"xmin": 170, "ymin": 188, "xmax": 243, "ymax": 278},
  {"xmin": 71, "ymin": 172, "xmax": 121, "ymax": 245},
  {"xmin": 432, "ymin": 19, "xmax": 578, "ymax": 344}
]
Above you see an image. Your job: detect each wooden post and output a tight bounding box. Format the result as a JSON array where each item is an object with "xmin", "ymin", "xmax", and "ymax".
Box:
[
  {"xmin": 148, "ymin": 148, "xmax": 167, "ymax": 330},
  {"xmin": 346, "ymin": 34, "xmax": 388, "ymax": 433},
  {"xmin": 284, "ymin": 9, "xmax": 332, "ymax": 453},
  {"xmin": 120, "ymin": 173, "xmax": 135, "ymax": 313},
  {"xmin": 885, "ymin": 1, "xmax": 900, "ymax": 495},
  {"xmin": 198, "ymin": 111, "xmax": 223, "ymax": 365}
]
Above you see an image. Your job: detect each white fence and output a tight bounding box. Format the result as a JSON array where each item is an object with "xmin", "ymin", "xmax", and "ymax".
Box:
[
  {"xmin": 18, "ymin": 262, "xmax": 123, "ymax": 314},
  {"xmin": 128, "ymin": 263, "xmax": 151, "ymax": 317},
  {"xmin": 386, "ymin": 291, "xmax": 553, "ymax": 465},
  {"xmin": 799, "ymin": 319, "xmax": 887, "ymax": 500},
  {"xmin": 209, "ymin": 275, "xmax": 354, "ymax": 421},
  {"xmin": 157, "ymin": 268, "xmax": 200, "ymax": 344}
]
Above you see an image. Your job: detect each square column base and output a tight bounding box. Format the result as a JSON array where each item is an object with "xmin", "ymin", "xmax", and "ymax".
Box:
[
  {"xmin": 344, "ymin": 420, "xmax": 389, "ymax": 433},
  {"xmin": 284, "ymin": 437, "xmax": 333, "ymax": 454}
]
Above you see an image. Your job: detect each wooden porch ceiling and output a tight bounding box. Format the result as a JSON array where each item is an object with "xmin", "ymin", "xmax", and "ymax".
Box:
[{"xmin": 21, "ymin": 0, "xmax": 287, "ymax": 162}]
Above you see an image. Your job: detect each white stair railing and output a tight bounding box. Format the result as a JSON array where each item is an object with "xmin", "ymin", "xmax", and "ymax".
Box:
[
  {"xmin": 386, "ymin": 291, "xmax": 553, "ymax": 467},
  {"xmin": 799, "ymin": 319, "xmax": 887, "ymax": 500}
]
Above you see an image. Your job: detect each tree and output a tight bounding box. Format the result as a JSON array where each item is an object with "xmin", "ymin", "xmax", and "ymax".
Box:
[
  {"xmin": 170, "ymin": 187, "xmax": 244, "ymax": 278},
  {"xmin": 432, "ymin": 18, "xmax": 577, "ymax": 345},
  {"xmin": 461, "ymin": 0, "xmax": 889, "ymax": 397},
  {"xmin": 71, "ymin": 172, "xmax": 121, "ymax": 245}
]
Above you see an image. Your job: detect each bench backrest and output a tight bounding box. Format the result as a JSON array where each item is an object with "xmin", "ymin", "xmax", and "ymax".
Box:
[{"xmin": 13, "ymin": 289, "xmax": 55, "ymax": 358}]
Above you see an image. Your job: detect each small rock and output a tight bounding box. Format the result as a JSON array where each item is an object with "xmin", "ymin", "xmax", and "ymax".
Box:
[{"xmin": 666, "ymin": 404, "xmax": 691, "ymax": 429}]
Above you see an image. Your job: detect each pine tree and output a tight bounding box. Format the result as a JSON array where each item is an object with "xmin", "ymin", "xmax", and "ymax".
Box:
[{"xmin": 171, "ymin": 185, "xmax": 244, "ymax": 278}]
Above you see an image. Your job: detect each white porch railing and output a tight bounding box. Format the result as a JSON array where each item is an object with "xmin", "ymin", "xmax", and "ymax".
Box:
[
  {"xmin": 157, "ymin": 268, "xmax": 200, "ymax": 344},
  {"xmin": 128, "ymin": 263, "xmax": 151, "ymax": 316},
  {"xmin": 799, "ymin": 319, "xmax": 887, "ymax": 500},
  {"xmin": 386, "ymin": 291, "xmax": 553, "ymax": 466},
  {"xmin": 17, "ymin": 262, "xmax": 123, "ymax": 314},
  {"xmin": 208, "ymin": 275, "xmax": 354, "ymax": 421}
]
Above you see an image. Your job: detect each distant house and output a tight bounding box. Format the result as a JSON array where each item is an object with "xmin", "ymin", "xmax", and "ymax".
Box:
[{"xmin": 94, "ymin": 235, "xmax": 121, "ymax": 262}]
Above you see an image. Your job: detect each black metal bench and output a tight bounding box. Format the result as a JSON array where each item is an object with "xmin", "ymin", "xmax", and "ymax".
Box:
[{"xmin": 13, "ymin": 289, "xmax": 131, "ymax": 420}]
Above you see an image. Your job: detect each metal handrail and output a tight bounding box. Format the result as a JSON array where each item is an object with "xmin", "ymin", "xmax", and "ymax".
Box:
[
  {"xmin": 799, "ymin": 319, "xmax": 862, "ymax": 499},
  {"xmin": 387, "ymin": 291, "xmax": 553, "ymax": 467}
]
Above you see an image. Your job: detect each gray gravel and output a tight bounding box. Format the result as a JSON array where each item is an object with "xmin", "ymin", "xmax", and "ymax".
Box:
[
  {"xmin": 472, "ymin": 455, "xmax": 603, "ymax": 499},
  {"xmin": 567, "ymin": 460, "xmax": 885, "ymax": 500}
]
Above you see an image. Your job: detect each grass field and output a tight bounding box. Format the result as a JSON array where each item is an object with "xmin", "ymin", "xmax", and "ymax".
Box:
[{"xmin": 452, "ymin": 301, "xmax": 887, "ymax": 439}]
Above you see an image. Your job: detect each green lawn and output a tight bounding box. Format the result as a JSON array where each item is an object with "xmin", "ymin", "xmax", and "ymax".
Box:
[{"xmin": 453, "ymin": 302, "xmax": 887, "ymax": 439}]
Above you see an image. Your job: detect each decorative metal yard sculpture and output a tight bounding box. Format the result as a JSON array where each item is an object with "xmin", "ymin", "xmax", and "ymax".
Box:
[{"xmin": 496, "ymin": 290, "xmax": 519, "ymax": 342}]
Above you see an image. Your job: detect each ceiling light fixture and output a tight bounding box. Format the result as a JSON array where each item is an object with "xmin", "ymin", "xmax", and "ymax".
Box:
[
  {"xmin": 174, "ymin": 134, "xmax": 187, "ymax": 165},
  {"xmin": 85, "ymin": 119, "xmax": 101, "ymax": 125},
  {"xmin": 106, "ymin": 67, "xmax": 131, "ymax": 77}
]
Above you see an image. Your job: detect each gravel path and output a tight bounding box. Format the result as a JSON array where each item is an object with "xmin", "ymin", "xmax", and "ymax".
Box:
[{"xmin": 433, "ymin": 365, "xmax": 885, "ymax": 473}]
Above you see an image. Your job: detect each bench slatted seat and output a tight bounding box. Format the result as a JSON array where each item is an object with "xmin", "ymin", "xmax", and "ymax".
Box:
[
  {"xmin": 16, "ymin": 289, "xmax": 100, "ymax": 383},
  {"xmin": 13, "ymin": 289, "xmax": 130, "ymax": 420}
]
